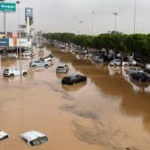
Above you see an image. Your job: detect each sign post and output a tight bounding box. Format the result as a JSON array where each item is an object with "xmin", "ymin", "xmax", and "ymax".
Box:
[
  {"xmin": 25, "ymin": 8, "xmax": 33, "ymax": 35},
  {"xmin": 0, "ymin": 3, "xmax": 16, "ymax": 12},
  {"xmin": 0, "ymin": 2, "xmax": 16, "ymax": 36}
]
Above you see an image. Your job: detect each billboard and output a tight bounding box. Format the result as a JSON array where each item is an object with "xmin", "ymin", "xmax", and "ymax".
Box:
[
  {"xmin": 0, "ymin": 38, "xmax": 9, "ymax": 47},
  {"xmin": 25, "ymin": 7, "xmax": 33, "ymax": 17},
  {"xmin": 0, "ymin": 3, "xmax": 16, "ymax": 12}
]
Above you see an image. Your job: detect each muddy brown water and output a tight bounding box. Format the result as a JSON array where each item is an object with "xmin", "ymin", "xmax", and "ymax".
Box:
[{"xmin": 0, "ymin": 46, "xmax": 150, "ymax": 150}]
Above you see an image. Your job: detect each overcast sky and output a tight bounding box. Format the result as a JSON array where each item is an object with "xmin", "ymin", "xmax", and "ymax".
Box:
[{"xmin": 0, "ymin": 0, "xmax": 150, "ymax": 35}]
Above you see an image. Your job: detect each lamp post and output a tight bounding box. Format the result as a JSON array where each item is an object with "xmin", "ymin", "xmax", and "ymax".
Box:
[
  {"xmin": 133, "ymin": 0, "xmax": 137, "ymax": 34},
  {"xmin": 113, "ymin": 12, "xmax": 118, "ymax": 60},
  {"xmin": 113, "ymin": 12, "xmax": 118, "ymax": 34},
  {"xmin": 79, "ymin": 21, "xmax": 83, "ymax": 35},
  {"xmin": 92, "ymin": 11, "xmax": 95, "ymax": 36},
  {"xmin": 16, "ymin": 1, "xmax": 22, "ymax": 76}
]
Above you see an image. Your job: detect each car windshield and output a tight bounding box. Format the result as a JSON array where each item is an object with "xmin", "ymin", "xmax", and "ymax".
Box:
[
  {"xmin": 4, "ymin": 69, "xmax": 9, "ymax": 71},
  {"xmin": 30, "ymin": 136, "xmax": 48, "ymax": 146},
  {"xmin": 39, "ymin": 136, "xmax": 48, "ymax": 144}
]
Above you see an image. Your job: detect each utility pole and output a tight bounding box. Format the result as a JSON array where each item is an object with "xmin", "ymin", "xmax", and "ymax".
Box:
[
  {"xmin": 16, "ymin": 1, "xmax": 22, "ymax": 76},
  {"xmin": 133, "ymin": 0, "xmax": 137, "ymax": 34},
  {"xmin": 113, "ymin": 12, "xmax": 118, "ymax": 34},
  {"xmin": 113, "ymin": 12, "xmax": 118, "ymax": 60},
  {"xmin": 79, "ymin": 21, "xmax": 83, "ymax": 35},
  {"xmin": 92, "ymin": 11, "xmax": 95, "ymax": 36}
]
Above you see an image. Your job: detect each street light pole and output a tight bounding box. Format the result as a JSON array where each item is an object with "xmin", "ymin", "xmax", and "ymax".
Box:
[
  {"xmin": 113, "ymin": 12, "xmax": 118, "ymax": 60},
  {"xmin": 133, "ymin": 0, "xmax": 137, "ymax": 34},
  {"xmin": 79, "ymin": 21, "xmax": 83, "ymax": 35},
  {"xmin": 113, "ymin": 12, "xmax": 118, "ymax": 34},
  {"xmin": 16, "ymin": 1, "xmax": 22, "ymax": 76},
  {"xmin": 92, "ymin": 11, "xmax": 95, "ymax": 36}
]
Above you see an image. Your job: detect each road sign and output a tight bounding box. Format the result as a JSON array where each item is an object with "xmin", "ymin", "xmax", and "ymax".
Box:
[
  {"xmin": 0, "ymin": 38, "xmax": 9, "ymax": 47},
  {"xmin": 0, "ymin": 3, "xmax": 16, "ymax": 12},
  {"xmin": 25, "ymin": 8, "xmax": 33, "ymax": 17}
]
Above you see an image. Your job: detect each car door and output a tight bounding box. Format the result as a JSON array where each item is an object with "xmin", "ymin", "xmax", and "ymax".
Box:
[{"xmin": 15, "ymin": 68, "xmax": 20, "ymax": 75}]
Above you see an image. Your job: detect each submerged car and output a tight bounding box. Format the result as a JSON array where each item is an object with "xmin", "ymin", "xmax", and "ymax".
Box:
[
  {"xmin": 130, "ymin": 72, "xmax": 150, "ymax": 82},
  {"xmin": 56, "ymin": 64, "xmax": 69, "ymax": 73},
  {"xmin": 40, "ymin": 54, "xmax": 54, "ymax": 62},
  {"xmin": 8, "ymin": 53, "xmax": 18, "ymax": 59},
  {"xmin": 3, "ymin": 68, "xmax": 28, "ymax": 77},
  {"xmin": 126, "ymin": 67, "xmax": 143, "ymax": 75},
  {"xmin": 29, "ymin": 60, "xmax": 51, "ymax": 69},
  {"xmin": 0, "ymin": 130, "xmax": 10, "ymax": 141},
  {"xmin": 62, "ymin": 74, "xmax": 87, "ymax": 85},
  {"xmin": 22, "ymin": 51, "xmax": 32, "ymax": 56},
  {"xmin": 110, "ymin": 59, "xmax": 129, "ymax": 67},
  {"xmin": 93, "ymin": 56, "xmax": 104, "ymax": 63},
  {"xmin": 21, "ymin": 131, "xmax": 48, "ymax": 146}
]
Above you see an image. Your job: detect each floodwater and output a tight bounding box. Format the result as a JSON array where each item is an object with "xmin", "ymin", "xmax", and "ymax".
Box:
[{"xmin": 0, "ymin": 46, "xmax": 150, "ymax": 150}]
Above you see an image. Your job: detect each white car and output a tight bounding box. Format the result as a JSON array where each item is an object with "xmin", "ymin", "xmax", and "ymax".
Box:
[
  {"xmin": 22, "ymin": 51, "xmax": 32, "ymax": 56},
  {"xmin": 8, "ymin": 53, "xmax": 18, "ymax": 59},
  {"xmin": 3, "ymin": 68, "xmax": 28, "ymax": 77},
  {"xmin": 56, "ymin": 64, "xmax": 69, "ymax": 73},
  {"xmin": 21, "ymin": 131, "xmax": 48, "ymax": 146},
  {"xmin": 110, "ymin": 59, "xmax": 129, "ymax": 67},
  {"xmin": 93, "ymin": 56, "xmax": 104, "ymax": 63},
  {"xmin": 128, "ymin": 60, "xmax": 137, "ymax": 66},
  {"xmin": 0, "ymin": 130, "xmax": 10, "ymax": 141},
  {"xmin": 126, "ymin": 67, "xmax": 143, "ymax": 75},
  {"xmin": 40, "ymin": 54, "xmax": 54, "ymax": 62}
]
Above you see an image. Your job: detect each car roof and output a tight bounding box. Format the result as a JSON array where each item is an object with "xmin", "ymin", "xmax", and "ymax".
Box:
[
  {"xmin": 21, "ymin": 131, "xmax": 46, "ymax": 142},
  {"xmin": 0, "ymin": 130, "xmax": 9, "ymax": 139}
]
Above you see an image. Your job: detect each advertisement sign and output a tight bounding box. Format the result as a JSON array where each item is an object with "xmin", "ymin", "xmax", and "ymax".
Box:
[
  {"xmin": 25, "ymin": 7, "xmax": 33, "ymax": 17},
  {"xmin": 0, "ymin": 38, "xmax": 9, "ymax": 47},
  {"xmin": 0, "ymin": 3, "xmax": 16, "ymax": 12}
]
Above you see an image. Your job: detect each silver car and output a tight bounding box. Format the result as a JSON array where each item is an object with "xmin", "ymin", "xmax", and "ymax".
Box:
[
  {"xmin": 126, "ymin": 67, "xmax": 143, "ymax": 75},
  {"xmin": 56, "ymin": 64, "xmax": 69, "ymax": 73},
  {"xmin": 30, "ymin": 60, "xmax": 51, "ymax": 69}
]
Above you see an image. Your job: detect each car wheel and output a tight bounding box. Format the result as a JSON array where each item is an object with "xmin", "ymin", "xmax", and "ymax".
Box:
[
  {"xmin": 124, "ymin": 63, "xmax": 129, "ymax": 67},
  {"xmin": 23, "ymin": 72, "xmax": 27, "ymax": 77},
  {"xmin": 114, "ymin": 63, "xmax": 117, "ymax": 67},
  {"xmin": 32, "ymin": 65, "xmax": 37, "ymax": 69},
  {"xmin": 10, "ymin": 73, "xmax": 14, "ymax": 78},
  {"xmin": 45, "ymin": 64, "xmax": 49, "ymax": 69}
]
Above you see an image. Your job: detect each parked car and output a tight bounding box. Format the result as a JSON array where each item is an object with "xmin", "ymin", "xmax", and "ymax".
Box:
[
  {"xmin": 22, "ymin": 51, "xmax": 32, "ymax": 56},
  {"xmin": 7, "ymin": 53, "xmax": 18, "ymax": 59},
  {"xmin": 110, "ymin": 59, "xmax": 129, "ymax": 67},
  {"xmin": 40, "ymin": 54, "xmax": 54, "ymax": 62},
  {"xmin": 126, "ymin": 67, "xmax": 143, "ymax": 75},
  {"xmin": 130, "ymin": 72, "xmax": 150, "ymax": 82},
  {"xmin": 62, "ymin": 74, "xmax": 87, "ymax": 85},
  {"xmin": 93, "ymin": 56, "xmax": 104, "ymax": 63},
  {"xmin": 3, "ymin": 68, "xmax": 28, "ymax": 77},
  {"xmin": 29, "ymin": 60, "xmax": 51, "ymax": 69},
  {"xmin": 128, "ymin": 60, "xmax": 137, "ymax": 66},
  {"xmin": 56, "ymin": 64, "xmax": 69, "ymax": 73},
  {"xmin": 21, "ymin": 131, "xmax": 48, "ymax": 146},
  {"xmin": 39, "ymin": 45, "xmax": 44, "ymax": 49},
  {"xmin": 0, "ymin": 130, "xmax": 10, "ymax": 141}
]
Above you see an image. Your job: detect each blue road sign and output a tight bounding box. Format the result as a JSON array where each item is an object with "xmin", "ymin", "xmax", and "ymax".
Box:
[
  {"xmin": 25, "ymin": 7, "xmax": 33, "ymax": 17},
  {"xmin": 0, "ymin": 38, "xmax": 9, "ymax": 47}
]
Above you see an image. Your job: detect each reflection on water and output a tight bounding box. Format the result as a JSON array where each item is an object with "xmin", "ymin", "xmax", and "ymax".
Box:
[
  {"xmin": 0, "ymin": 46, "xmax": 150, "ymax": 150},
  {"xmin": 62, "ymin": 82, "xmax": 87, "ymax": 92}
]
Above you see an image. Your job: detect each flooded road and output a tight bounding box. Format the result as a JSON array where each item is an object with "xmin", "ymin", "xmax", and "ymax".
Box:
[{"xmin": 0, "ymin": 46, "xmax": 150, "ymax": 150}]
